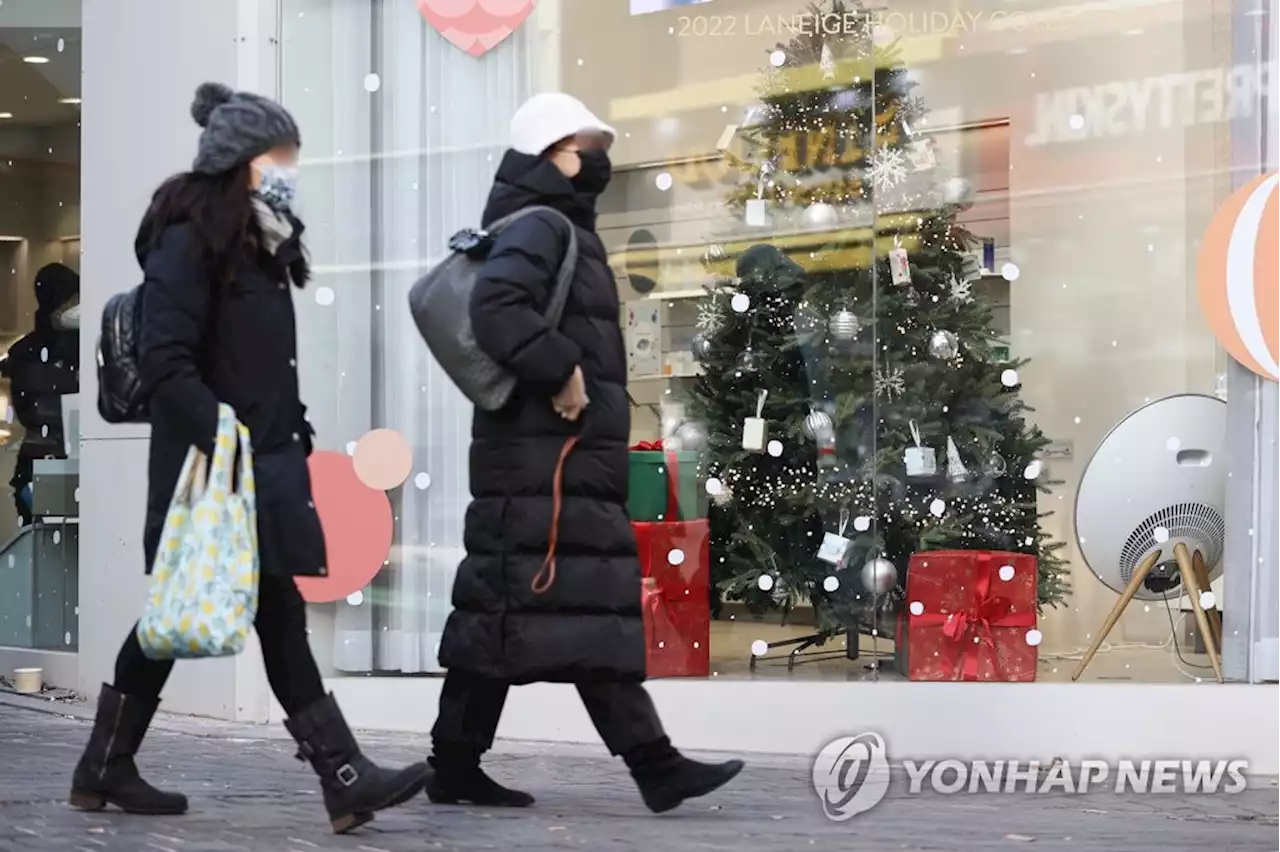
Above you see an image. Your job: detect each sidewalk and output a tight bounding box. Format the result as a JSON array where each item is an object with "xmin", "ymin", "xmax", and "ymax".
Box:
[{"xmin": 0, "ymin": 695, "xmax": 1275, "ymax": 851}]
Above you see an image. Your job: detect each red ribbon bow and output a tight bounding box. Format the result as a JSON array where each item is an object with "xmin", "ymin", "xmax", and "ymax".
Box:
[
  {"xmin": 910, "ymin": 555, "xmax": 1034, "ymax": 681},
  {"xmin": 631, "ymin": 440, "xmax": 664, "ymax": 451}
]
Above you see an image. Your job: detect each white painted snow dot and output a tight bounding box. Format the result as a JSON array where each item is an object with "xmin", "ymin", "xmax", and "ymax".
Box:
[
  {"xmin": 40, "ymin": 347, "xmax": 48, "ymax": 362},
  {"xmin": 1153, "ymin": 526, "xmax": 1170, "ymax": 544},
  {"xmin": 345, "ymin": 441, "xmax": 357, "ymax": 456},
  {"xmin": 751, "ymin": 639, "xmax": 769, "ymax": 656},
  {"xmin": 767, "ymin": 440, "xmax": 784, "ymax": 457},
  {"xmin": 667, "ymin": 548, "xmax": 685, "ymax": 566},
  {"xmin": 769, "ymin": 50, "xmax": 786, "ymax": 67},
  {"xmin": 909, "ymin": 601, "xmax": 925, "ymax": 616},
  {"xmin": 998, "ymin": 564, "xmax": 1015, "ymax": 582},
  {"xmin": 346, "ymin": 590, "xmax": 364, "ymax": 606},
  {"xmin": 52, "ymin": 530, "xmax": 61, "ymax": 545},
  {"xmin": 853, "ymin": 515, "xmax": 871, "ymax": 532},
  {"xmin": 731, "ymin": 293, "xmax": 751, "ymax": 313},
  {"xmin": 1023, "ymin": 461, "xmax": 1043, "ymax": 480},
  {"xmin": 315, "ymin": 286, "xmax": 336, "ymax": 306},
  {"xmin": 705, "ymin": 477, "xmax": 723, "ymax": 496},
  {"xmin": 414, "ymin": 472, "xmax": 432, "ymax": 490},
  {"xmin": 823, "ymin": 575, "xmax": 839, "ymax": 592},
  {"xmin": 655, "ymin": 172, "xmax": 673, "ymax": 191},
  {"xmin": 1068, "ymin": 113, "xmax": 1085, "ymax": 130},
  {"xmin": 1199, "ymin": 591, "xmax": 1217, "ymax": 610},
  {"xmin": 1001, "ymin": 262, "xmax": 1021, "ymax": 281},
  {"xmin": 1001, "ymin": 369, "xmax": 1019, "ymax": 387},
  {"xmin": 757, "ymin": 574, "xmax": 775, "ymax": 592},
  {"xmin": 1166, "ymin": 437, "xmax": 1181, "ymax": 451},
  {"xmin": 1025, "ymin": 629, "xmax": 1043, "ymax": 647},
  {"xmin": 363, "ymin": 73, "xmax": 381, "ymax": 92},
  {"xmin": 929, "ymin": 499, "xmax": 946, "ymax": 517}
]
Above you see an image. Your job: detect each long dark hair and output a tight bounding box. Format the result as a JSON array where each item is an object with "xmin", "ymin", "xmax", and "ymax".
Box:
[{"xmin": 135, "ymin": 166, "xmax": 311, "ymax": 289}]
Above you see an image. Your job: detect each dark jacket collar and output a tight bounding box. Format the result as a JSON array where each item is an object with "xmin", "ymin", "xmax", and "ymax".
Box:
[{"xmin": 481, "ymin": 150, "xmax": 597, "ymax": 232}]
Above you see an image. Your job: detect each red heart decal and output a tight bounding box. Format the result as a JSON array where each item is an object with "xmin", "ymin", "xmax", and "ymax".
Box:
[{"xmin": 416, "ymin": 0, "xmax": 538, "ymax": 58}]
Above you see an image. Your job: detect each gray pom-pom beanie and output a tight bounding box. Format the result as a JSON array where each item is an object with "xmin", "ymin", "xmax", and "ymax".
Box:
[{"xmin": 190, "ymin": 82, "xmax": 301, "ymax": 175}]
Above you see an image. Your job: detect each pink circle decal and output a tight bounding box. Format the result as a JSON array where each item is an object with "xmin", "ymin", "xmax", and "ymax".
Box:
[
  {"xmin": 295, "ymin": 450, "xmax": 393, "ymax": 604},
  {"xmin": 352, "ymin": 428, "xmax": 413, "ymax": 490}
]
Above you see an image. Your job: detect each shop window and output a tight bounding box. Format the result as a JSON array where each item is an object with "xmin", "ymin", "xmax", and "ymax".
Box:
[{"xmin": 0, "ymin": 0, "xmax": 82, "ymax": 652}]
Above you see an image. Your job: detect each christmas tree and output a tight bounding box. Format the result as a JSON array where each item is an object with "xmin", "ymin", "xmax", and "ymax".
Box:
[{"xmin": 682, "ymin": 0, "xmax": 1069, "ymax": 639}]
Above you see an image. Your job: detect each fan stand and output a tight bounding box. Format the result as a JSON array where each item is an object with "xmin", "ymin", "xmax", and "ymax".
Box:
[{"xmin": 1071, "ymin": 544, "xmax": 1224, "ymax": 683}]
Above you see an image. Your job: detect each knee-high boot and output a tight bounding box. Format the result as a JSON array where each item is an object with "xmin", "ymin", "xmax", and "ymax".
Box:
[
  {"xmin": 68, "ymin": 684, "xmax": 189, "ymax": 815},
  {"xmin": 285, "ymin": 693, "xmax": 431, "ymax": 834}
]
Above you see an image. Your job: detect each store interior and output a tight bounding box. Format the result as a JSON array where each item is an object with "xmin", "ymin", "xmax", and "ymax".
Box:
[
  {"xmin": 0, "ymin": 3, "xmax": 82, "ymax": 651},
  {"xmin": 556, "ymin": 0, "xmax": 1248, "ymax": 682}
]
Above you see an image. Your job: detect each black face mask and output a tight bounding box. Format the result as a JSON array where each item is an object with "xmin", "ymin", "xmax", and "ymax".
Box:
[{"xmin": 571, "ymin": 149, "xmax": 612, "ymax": 196}]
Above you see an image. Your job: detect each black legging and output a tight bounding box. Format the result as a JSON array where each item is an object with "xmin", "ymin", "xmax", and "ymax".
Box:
[{"xmin": 113, "ymin": 574, "xmax": 325, "ymax": 716}]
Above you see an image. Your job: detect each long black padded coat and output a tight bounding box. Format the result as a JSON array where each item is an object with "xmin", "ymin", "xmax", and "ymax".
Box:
[
  {"xmin": 136, "ymin": 214, "xmax": 326, "ymax": 580},
  {"xmin": 436, "ymin": 151, "xmax": 645, "ymax": 685}
]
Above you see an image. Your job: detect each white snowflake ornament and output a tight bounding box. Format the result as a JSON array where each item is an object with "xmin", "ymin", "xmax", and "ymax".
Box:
[
  {"xmin": 696, "ymin": 299, "xmax": 725, "ymax": 334},
  {"xmin": 874, "ymin": 367, "xmax": 905, "ymax": 400},
  {"xmin": 867, "ymin": 146, "xmax": 908, "ymax": 194},
  {"xmin": 948, "ymin": 275, "xmax": 974, "ymax": 303}
]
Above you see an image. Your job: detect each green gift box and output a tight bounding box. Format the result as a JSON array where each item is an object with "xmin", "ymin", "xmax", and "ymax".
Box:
[{"xmin": 628, "ymin": 446, "xmax": 707, "ymax": 521}]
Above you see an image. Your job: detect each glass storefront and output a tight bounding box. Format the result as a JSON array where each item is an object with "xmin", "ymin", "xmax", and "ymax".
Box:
[
  {"xmin": 0, "ymin": 0, "xmax": 81, "ymax": 652},
  {"xmin": 281, "ymin": 0, "xmax": 1275, "ymax": 685}
]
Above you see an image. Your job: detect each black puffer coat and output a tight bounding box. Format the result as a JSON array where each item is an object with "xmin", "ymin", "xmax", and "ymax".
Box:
[
  {"xmin": 437, "ymin": 152, "xmax": 644, "ymax": 684},
  {"xmin": 136, "ymin": 215, "xmax": 326, "ymax": 579}
]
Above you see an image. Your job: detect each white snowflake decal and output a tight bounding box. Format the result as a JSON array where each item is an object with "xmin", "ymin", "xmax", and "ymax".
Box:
[
  {"xmin": 949, "ymin": 274, "xmax": 974, "ymax": 303},
  {"xmin": 867, "ymin": 146, "xmax": 908, "ymax": 194},
  {"xmin": 696, "ymin": 299, "xmax": 726, "ymax": 334},
  {"xmin": 874, "ymin": 367, "xmax": 906, "ymax": 400}
]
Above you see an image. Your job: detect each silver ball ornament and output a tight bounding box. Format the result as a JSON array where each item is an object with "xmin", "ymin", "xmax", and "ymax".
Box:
[
  {"xmin": 690, "ymin": 334, "xmax": 712, "ymax": 362},
  {"xmin": 942, "ymin": 176, "xmax": 975, "ymax": 207},
  {"xmin": 704, "ymin": 244, "xmax": 726, "ymax": 263},
  {"xmin": 802, "ymin": 201, "xmax": 839, "ymax": 229},
  {"xmin": 928, "ymin": 329, "xmax": 960, "ymax": 360},
  {"xmin": 828, "ymin": 310, "xmax": 860, "ymax": 341},
  {"xmin": 984, "ymin": 451, "xmax": 1007, "ymax": 477},
  {"xmin": 802, "ymin": 410, "xmax": 834, "ymax": 441},
  {"xmin": 673, "ymin": 421, "xmax": 708, "ymax": 452},
  {"xmin": 736, "ymin": 349, "xmax": 766, "ymax": 373},
  {"xmin": 861, "ymin": 557, "xmax": 898, "ymax": 595}
]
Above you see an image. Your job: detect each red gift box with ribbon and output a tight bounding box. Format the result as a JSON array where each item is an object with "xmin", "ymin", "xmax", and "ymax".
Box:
[
  {"xmin": 631, "ymin": 440, "xmax": 711, "ymax": 678},
  {"xmin": 901, "ymin": 550, "xmax": 1039, "ymax": 682}
]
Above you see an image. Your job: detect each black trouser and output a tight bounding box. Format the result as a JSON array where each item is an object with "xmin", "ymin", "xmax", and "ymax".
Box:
[
  {"xmin": 113, "ymin": 574, "xmax": 326, "ymax": 717},
  {"xmin": 431, "ymin": 669, "xmax": 665, "ymax": 756}
]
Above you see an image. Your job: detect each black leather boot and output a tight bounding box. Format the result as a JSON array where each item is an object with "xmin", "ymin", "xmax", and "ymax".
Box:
[
  {"xmin": 425, "ymin": 743, "xmax": 535, "ymax": 807},
  {"xmin": 285, "ymin": 694, "xmax": 430, "ymax": 834},
  {"xmin": 625, "ymin": 737, "xmax": 743, "ymax": 814},
  {"xmin": 68, "ymin": 684, "xmax": 189, "ymax": 815}
]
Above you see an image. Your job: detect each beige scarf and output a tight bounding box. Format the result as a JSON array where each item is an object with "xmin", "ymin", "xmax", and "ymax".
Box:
[{"xmin": 253, "ymin": 197, "xmax": 295, "ymax": 258}]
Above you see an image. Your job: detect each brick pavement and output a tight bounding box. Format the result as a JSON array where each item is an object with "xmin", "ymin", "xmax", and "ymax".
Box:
[{"xmin": 0, "ymin": 696, "xmax": 1276, "ymax": 851}]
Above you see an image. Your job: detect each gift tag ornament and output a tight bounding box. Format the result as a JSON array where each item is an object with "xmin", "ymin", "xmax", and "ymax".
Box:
[
  {"xmin": 416, "ymin": 0, "xmax": 538, "ymax": 58},
  {"xmin": 888, "ymin": 238, "xmax": 912, "ymax": 286},
  {"xmin": 742, "ymin": 390, "xmax": 768, "ymax": 453},
  {"xmin": 903, "ymin": 420, "xmax": 937, "ymax": 477},
  {"xmin": 817, "ymin": 508, "xmax": 853, "ymax": 565}
]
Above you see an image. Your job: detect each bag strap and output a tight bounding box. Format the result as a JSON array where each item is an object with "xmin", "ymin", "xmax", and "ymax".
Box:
[
  {"xmin": 488, "ymin": 205, "xmax": 579, "ymax": 327},
  {"xmin": 206, "ymin": 404, "xmax": 240, "ymax": 495},
  {"xmin": 530, "ymin": 435, "xmax": 579, "ymax": 595}
]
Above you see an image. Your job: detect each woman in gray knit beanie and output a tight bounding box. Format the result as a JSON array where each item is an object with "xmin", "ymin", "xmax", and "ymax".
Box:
[{"xmin": 68, "ymin": 83, "xmax": 430, "ymax": 834}]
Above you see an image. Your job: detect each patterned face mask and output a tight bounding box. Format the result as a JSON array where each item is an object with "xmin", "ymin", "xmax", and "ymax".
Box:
[{"xmin": 254, "ymin": 162, "xmax": 299, "ymax": 212}]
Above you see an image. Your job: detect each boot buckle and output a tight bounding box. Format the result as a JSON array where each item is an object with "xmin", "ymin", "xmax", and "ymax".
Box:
[{"xmin": 335, "ymin": 764, "xmax": 360, "ymax": 787}]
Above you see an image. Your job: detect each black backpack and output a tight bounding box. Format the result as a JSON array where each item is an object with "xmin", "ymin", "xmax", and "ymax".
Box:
[{"xmin": 96, "ymin": 285, "xmax": 148, "ymax": 423}]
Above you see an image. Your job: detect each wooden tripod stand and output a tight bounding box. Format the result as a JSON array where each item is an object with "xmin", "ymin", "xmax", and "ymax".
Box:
[{"xmin": 1071, "ymin": 543, "xmax": 1223, "ymax": 683}]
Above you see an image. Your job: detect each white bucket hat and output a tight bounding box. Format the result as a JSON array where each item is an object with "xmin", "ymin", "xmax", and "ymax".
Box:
[{"xmin": 510, "ymin": 92, "xmax": 616, "ymax": 156}]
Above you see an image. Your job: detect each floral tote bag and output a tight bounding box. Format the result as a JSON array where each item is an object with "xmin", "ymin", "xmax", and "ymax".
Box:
[{"xmin": 137, "ymin": 404, "xmax": 259, "ymax": 660}]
